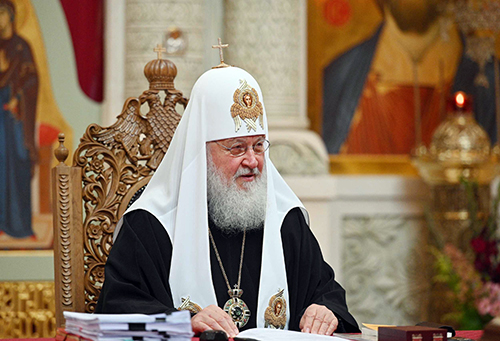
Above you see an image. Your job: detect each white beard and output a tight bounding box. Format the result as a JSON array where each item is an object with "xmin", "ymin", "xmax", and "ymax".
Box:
[{"xmin": 207, "ymin": 154, "xmax": 267, "ymax": 233}]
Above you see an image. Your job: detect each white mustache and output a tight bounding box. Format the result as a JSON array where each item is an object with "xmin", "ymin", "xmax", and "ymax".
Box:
[{"xmin": 234, "ymin": 167, "xmax": 260, "ymax": 178}]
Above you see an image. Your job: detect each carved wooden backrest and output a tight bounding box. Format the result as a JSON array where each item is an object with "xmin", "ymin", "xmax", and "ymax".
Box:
[{"xmin": 52, "ymin": 52, "xmax": 187, "ymax": 327}]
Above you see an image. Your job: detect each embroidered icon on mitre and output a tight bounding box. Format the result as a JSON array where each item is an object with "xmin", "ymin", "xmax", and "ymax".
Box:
[
  {"xmin": 178, "ymin": 296, "xmax": 202, "ymax": 314},
  {"xmin": 230, "ymin": 79, "xmax": 264, "ymax": 132},
  {"xmin": 264, "ymin": 289, "xmax": 286, "ymax": 329}
]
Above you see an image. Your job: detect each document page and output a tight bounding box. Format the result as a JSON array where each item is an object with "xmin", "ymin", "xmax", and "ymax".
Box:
[{"xmin": 238, "ymin": 329, "xmax": 349, "ymax": 341}]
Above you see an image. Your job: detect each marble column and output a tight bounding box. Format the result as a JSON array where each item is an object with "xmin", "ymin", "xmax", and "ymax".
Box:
[
  {"xmin": 104, "ymin": 0, "xmax": 223, "ymax": 124},
  {"xmin": 224, "ymin": 0, "xmax": 328, "ymax": 175},
  {"xmin": 124, "ymin": 0, "xmax": 207, "ymax": 97}
]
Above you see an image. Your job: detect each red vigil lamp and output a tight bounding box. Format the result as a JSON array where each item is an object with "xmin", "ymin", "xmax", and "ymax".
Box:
[{"xmin": 446, "ymin": 91, "xmax": 473, "ymax": 113}]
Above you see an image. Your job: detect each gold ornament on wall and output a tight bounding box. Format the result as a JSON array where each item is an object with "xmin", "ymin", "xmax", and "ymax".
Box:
[{"xmin": 0, "ymin": 281, "xmax": 56, "ymax": 338}]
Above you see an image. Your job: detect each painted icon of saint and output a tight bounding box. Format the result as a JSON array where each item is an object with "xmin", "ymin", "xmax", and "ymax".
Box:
[{"xmin": 0, "ymin": 0, "xmax": 37, "ymax": 238}]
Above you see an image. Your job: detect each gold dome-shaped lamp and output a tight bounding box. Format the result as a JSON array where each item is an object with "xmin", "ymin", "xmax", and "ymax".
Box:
[{"xmin": 414, "ymin": 92, "xmax": 500, "ymax": 186}]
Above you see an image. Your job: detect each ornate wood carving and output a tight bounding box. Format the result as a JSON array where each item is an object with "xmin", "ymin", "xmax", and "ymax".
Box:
[
  {"xmin": 72, "ymin": 55, "xmax": 186, "ymax": 313},
  {"xmin": 58, "ymin": 173, "xmax": 72, "ymax": 306},
  {"xmin": 52, "ymin": 134, "xmax": 84, "ymax": 328}
]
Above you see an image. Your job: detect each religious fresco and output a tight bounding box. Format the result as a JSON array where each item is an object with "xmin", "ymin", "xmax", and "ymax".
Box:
[
  {"xmin": 308, "ymin": 0, "xmax": 497, "ymax": 159},
  {"xmin": 0, "ymin": 0, "xmax": 72, "ymax": 249}
]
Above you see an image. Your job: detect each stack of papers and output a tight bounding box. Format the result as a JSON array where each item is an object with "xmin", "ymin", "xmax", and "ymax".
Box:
[{"xmin": 63, "ymin": 311, "xmax": 193, "ymax": 341}]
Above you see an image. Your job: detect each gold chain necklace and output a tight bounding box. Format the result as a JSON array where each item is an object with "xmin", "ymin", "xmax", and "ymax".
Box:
[{"xmin": 208, "ymin": 227, "xmax": 251, "ymax": 329}]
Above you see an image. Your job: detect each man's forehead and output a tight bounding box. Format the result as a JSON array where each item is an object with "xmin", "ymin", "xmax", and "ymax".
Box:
[{"xmin": 215, "ymin": 134, "xmax": 266, "ymax": 144}]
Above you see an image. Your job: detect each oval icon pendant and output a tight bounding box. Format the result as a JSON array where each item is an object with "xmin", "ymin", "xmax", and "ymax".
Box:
[{"xmin": 224, "ymin": 288, "xmax": 250, "ymax": 329}]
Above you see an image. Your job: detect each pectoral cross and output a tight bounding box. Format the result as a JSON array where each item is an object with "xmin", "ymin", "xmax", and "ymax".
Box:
[
  {"xmin": 154, "ymin": 44, "xmax": 166, "ymax": 59},
  {"xmin": 212, "ymin": 38, "xmax": 230, "ymax": 68}
]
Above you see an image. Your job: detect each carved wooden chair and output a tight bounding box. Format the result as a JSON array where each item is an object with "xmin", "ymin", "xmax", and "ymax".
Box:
[{"xmin": 51, "ymin": 51, "xmax": 188, "ymax": 327}]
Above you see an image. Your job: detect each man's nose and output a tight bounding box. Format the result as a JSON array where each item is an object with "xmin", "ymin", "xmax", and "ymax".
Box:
[{"xmin": 241, "ymin": 148, "xmax": 259, "ymax": 169}]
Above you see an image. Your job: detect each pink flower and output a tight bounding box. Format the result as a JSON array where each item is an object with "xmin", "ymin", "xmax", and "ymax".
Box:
[
  {"xmin": 476, "ymin": 282, "xmax": 500, "ymax": 316},
  {"xmin": 442, "ymin": 244, "xmax": 483, "ymax": 303},
  {"xmin": 477, "ymin": 298, "xmax": 490, "ymax": 316}
]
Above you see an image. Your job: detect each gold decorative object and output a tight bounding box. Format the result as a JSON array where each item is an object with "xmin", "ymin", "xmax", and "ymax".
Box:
[
  {"xmin": 264, "ymin": 289, "xmax": 286, "ymax": 329},
  {"xmin": 178, "ymin": 296, "xmax": 202, "ymax": 315},
  {"xmin": 414, "ymin": 93, "xmax": 500, "ymax": 248},
  {"xmin": 52, "ymin": 48, "xmax": 186, "ymax": 327},
  {"xmin": 0, "ymin": 281, "xmax": 56, "ymax": 338},
  {"xmin": 415, "ymin": 113, "xmax": 496, "ymax": 185},
  {"xmin": 231, "ymin": 79, "xmax": 264, "ymax": 132}
]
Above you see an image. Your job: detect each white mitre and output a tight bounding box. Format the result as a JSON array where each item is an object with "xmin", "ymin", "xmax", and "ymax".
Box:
[{"xmin": 115, "ymin": 66, "xmax": 308, "ymax": 329}]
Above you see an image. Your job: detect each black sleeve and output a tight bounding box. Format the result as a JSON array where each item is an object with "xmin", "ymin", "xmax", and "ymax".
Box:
[
  {"xmin": 282, "ymin": 208, "xmax": 360, "ymax": 333},
  {"xmin": 95, "ymin": 209, "xmax": 177, "ymax": 314}
]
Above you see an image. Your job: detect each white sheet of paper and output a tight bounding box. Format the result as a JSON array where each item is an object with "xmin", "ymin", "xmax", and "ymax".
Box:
[{"xmin": 238, "ymin": 329, "xmax": 349, "ymax": 341}]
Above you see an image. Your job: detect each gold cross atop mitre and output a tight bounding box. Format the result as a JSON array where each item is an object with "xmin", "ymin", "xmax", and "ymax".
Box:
[
  {"xmin": 154, "ymin": 44, "xmax": 166, "ymax": 59},
  {"xmin": 212, "ymin": 38, "xmax": 231, "ymax": 69}
]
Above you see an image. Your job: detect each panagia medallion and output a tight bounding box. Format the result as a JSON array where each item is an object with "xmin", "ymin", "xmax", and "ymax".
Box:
[{"xmin": 223, "ymin": 287, "xmax": 251, "ymax": 328}]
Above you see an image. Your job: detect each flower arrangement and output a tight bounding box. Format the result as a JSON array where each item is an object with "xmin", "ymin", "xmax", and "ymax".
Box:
[{"xmin": 431, "ymin": 180, "xmax": 500, "ymax": 330}]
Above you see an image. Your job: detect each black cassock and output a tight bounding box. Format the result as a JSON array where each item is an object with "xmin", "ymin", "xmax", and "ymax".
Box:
[{"xmin": 96, "ymin": 208, "xmax": 359, "ymax": 333}]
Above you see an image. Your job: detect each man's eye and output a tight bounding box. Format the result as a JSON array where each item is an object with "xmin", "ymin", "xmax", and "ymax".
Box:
[
  {"xmin": 254, "ymin": 141, "xmax": 264, "ymax": 148},
  {"xmin": 230, "ymin": 145, "xmax": 246, "ymax": 154}
]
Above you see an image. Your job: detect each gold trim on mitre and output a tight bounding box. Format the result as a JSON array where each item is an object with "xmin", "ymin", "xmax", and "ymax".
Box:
[
  {"xmin": 230, "ymin": 79, "xmax": 264, "ymax": 133},
  {"xmin": 178, "ymin": 296, "xmax": 202, "ymax": 315},
  {"xmin": 264, "ymin": 289, "xmax": 287, "ymax": 329}
]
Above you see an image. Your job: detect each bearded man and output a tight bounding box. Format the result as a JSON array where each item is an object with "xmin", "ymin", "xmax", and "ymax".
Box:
[{"xmin": 96, "ymin": 66, "xmax": 359, "ymax": 337}]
